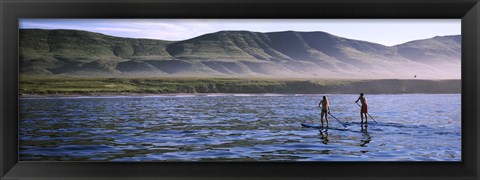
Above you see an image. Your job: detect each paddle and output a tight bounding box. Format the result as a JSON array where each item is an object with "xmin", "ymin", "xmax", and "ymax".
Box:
[
  {"xmin": 328, "ymin": 113, "xmax": 348, "ymax": 128},
  {"xmin": 355, "ymin": 102, "xmax": 378, "ymax": 124},
  {"xmin": 317, "ymin": 106, "xmax": 348, "ymax": 128}
]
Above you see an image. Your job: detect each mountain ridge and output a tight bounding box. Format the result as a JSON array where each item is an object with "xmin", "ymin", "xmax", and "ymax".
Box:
[{"xmin": 19, "ymin": 29, "xmax": 461, "ymax": 79}]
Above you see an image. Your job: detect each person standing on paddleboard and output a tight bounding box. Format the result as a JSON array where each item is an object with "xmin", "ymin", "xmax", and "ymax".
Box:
[
  {"xmin": 318, "ymin": 96, "xmax": 331, "ymax": 128},
  {"xmin": 355, "ymin": 93, "xmax": 368, "ymax": 124}
]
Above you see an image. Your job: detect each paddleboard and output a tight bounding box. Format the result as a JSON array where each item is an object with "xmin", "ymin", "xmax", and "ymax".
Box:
[
  {"xmin": 301, "ymin": 123, "xmax": 323, "ymax": 129},
  {"xmin": 346, "ymin": 122, "xmax": 375, "ymax": 126},
  {"xmin": 301, "ymin": 123, "xmax": 349, "ymax": 131}
]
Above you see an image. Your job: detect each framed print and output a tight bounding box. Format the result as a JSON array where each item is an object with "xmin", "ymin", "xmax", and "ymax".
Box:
[
  {"xmin": 17, "ymin": 18, "xmax": 462, "ymax": 162},
  {"xmin": 1, "ymin": 0, "xmax": 479, "ymax": 179}
]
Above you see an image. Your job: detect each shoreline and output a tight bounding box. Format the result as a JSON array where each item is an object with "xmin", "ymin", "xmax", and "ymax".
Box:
[
  {"xmin": 19, "ymin": 78, "xmax": 461, "ymax": 96},
  {"xmin": 19, "ymin": 92, "xmax": 462, "ymax": 98}
]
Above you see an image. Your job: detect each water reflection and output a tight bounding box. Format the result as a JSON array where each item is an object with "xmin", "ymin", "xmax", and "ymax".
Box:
[
  {"xmin": 319, "ymin": 129, "xmax": 329, "ymax": 145},
  {"xmin": 360, "ymin": 125, "xmax": 371, "ymax": 147}
]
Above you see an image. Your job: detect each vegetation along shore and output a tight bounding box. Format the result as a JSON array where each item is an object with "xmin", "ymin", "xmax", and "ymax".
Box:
[{"xmin": 19, "ymin": 76, "xmax": 460, "ymax": 96}]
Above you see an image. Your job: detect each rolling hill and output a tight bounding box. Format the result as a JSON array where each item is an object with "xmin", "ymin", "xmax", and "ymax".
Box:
[{"xmin": 19, "ymin": 29, "xmax": 461, "ymax": 79}]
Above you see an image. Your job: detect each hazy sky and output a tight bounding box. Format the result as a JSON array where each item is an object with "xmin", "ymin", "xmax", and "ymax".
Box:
[{"xmin": 19, "ymin": 19, "xmax": 460, "ymax": 46}]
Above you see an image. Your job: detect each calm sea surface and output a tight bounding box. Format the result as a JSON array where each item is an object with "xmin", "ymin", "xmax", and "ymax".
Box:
[{"xmin": 19, "ymin": 94, "xmax": 461, "ymax": 161}]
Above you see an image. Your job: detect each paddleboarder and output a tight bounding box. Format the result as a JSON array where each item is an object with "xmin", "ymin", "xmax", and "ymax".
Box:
[
  {"xmin": 318, "ymin": 96, "xmax": 331, "ymax": 128},
  {"xmin": 355, "ymin": 93, "xmax": 368, "ymax": 124}
]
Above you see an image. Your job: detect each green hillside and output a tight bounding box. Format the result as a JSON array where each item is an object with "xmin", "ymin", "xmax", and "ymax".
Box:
[
  {"xmin": 19, "ymin": 29, "xmax": 461, "ymax": 79},
  {"xmin": 20, "ymin": 29, "xmax": 173, "ymax": 75}
]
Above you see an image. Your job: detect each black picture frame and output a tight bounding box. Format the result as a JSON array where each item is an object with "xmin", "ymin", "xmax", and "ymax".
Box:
[{"xmin": 1, "ymin": 0, "xmax": 479, "ymax": 179}]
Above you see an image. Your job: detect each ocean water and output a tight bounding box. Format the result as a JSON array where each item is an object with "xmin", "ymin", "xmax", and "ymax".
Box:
[{"xmin": 19, "ymin": 94, "xmax": 461, "ymax": 161}]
